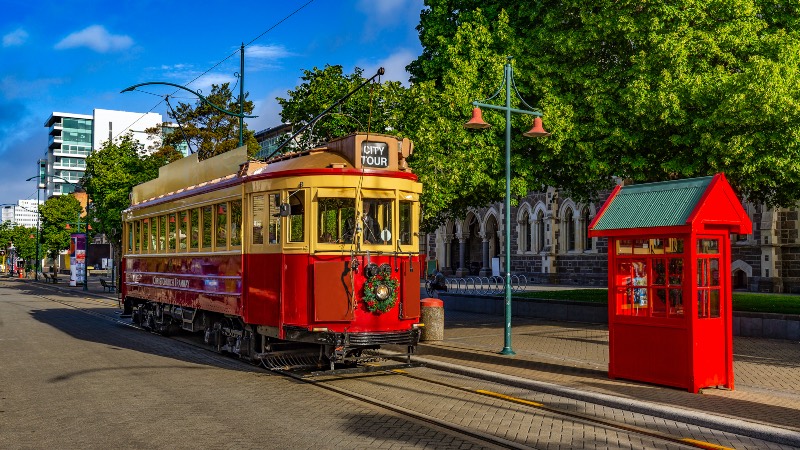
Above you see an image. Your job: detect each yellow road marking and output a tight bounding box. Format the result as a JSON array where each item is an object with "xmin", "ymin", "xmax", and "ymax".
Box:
[
  {"xmin": 680, "ymin": 439, "xmax": 734, "ymax": 450},
  {"xmin": 475, "ymin": 389, "xmax": 545, "ymax": 407}
]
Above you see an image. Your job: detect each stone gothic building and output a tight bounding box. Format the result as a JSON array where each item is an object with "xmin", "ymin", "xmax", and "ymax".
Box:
[{"xmin": 424, "ymin": 184, "xmax": 800, "ymax": 293}]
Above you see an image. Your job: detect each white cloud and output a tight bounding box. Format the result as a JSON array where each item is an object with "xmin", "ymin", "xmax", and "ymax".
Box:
[
  {"xmin": 54, "ymin": 25, "xmax": 133, "ymax": 53},
  {"xmin": 246, "ymin": 44, "xmax": 291, "ymax": 60},
  {"xmin": 356, "ymin": 0, "xmax": 423, "ymax": 39},
  {"xmin": 3, "ymin": 28, "xmax": 28, "ymax": 47},
  {"xmin": 358, "ymin": 49, "xmax": 416, "ymax": 86}
]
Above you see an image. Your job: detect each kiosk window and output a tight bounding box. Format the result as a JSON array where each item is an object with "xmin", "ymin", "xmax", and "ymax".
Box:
[
  {"xmin": 614, "ymin": 236, "xmax": 685, "ymax": 318},
  {"xmin": 252, "ymin": 195, "xmax": 264, "ymax": 245},
  {"xmin": 697, "ymin": 257, "xmax": 720, "ymax": 318}
]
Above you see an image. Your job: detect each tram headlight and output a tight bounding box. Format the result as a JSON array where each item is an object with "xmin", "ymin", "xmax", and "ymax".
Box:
[{"xmin": 375, "ymin": 283, "xmax": 391, "ymax": 300}]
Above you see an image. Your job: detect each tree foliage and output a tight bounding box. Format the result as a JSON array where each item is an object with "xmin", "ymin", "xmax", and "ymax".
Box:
[
  {"xmin": 156, "ymin": 83, "xmax": 260, "ymax": 160},
  {"xmin": 0, "ymin": 222, "xmax": 38, "ymax": 269},
  {"xmin": 39, "ymin": 194, "xmax": 82, "ymax": 259},
  {"xmin": 406, "ymin": 0, "xmax": 800, "ymax": 223},
  {"xmin": 82, "ymin": 134, "xmax": 180, "ymax": 264},
  {"xmin": 276, "ymin": 65, "xmax": 405, "ymax": 151}
]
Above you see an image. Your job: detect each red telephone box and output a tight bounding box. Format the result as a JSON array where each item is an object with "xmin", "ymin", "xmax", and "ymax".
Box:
[{"xmin": 589, "ymin": 174, "xmax": 751, "ymax": 392}]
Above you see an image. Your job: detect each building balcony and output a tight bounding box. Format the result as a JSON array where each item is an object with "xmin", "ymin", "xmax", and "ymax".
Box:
[{"xmin": 48, "ymin": 135, "xmax": 63, "ymax": 149}]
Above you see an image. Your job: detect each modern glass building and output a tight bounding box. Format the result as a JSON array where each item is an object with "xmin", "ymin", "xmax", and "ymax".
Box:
[{"xmin": 43, "ymin": 109, "xmax": 164, "ymax": 197}]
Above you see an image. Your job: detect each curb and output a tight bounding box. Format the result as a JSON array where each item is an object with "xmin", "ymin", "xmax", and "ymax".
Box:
[{"xmin": 411, "ymin": 355, "xmax": 800, "ymax": 447}]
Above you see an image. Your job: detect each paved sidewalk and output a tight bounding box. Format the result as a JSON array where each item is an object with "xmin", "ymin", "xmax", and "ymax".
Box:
[{"xmin": 413, "ymin": 308, "xmax": 800, "ymax": 443}]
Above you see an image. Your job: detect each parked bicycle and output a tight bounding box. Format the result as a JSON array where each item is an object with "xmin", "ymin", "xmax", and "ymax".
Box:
[{"xmin": 425, "ymin": 271, "xmax": 448, "ymax": 298}]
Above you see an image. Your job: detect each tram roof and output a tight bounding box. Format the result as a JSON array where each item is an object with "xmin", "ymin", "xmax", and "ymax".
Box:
[{"xmin": 129, "ymin": 133, "xmax": 415, "ymax": 207}]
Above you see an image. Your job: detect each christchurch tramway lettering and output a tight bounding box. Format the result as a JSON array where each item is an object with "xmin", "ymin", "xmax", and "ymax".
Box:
[{"xmin": 152, "ymin": 277, "xmax": 190, "ymax": 288}]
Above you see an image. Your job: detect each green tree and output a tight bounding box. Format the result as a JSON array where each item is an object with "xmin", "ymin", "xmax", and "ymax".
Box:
[
  {"xmin": 406, "ymin": 0, "xmax": 800, "ymax": 221},
  {"xmin": 82, "ymin": 134, "xmax": 180, "ymax": 270},
  {"xmin": 0, "ymin": 222, "xmax": 38, "ymax": 270},
  {"xmin": 276, "ymin": 65, "xmax": 405, "ymax": 152},
  {"xmin": 155, "ymin": 83, "xmax": 260, "ymax": 160},
  {"xmin": 39, "ymin": 195, "xmax": 83, "ymax": 259}
]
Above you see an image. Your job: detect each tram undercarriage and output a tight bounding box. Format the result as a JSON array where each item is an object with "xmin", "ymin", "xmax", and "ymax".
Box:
[{"xmin": 129, "ymin": 298, "xmax": 420, "ymax": 372}]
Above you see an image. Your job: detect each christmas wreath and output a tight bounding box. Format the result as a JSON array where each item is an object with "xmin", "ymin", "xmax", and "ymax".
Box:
[{"xmin": 363, "ymin": 268, "xmax": 399, "ymax": 313}]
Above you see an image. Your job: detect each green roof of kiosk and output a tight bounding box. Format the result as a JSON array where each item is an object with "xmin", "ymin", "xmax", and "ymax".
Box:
[{"xmin": 591, "ymin": 176, "xmax": 713, "ymax": 231}]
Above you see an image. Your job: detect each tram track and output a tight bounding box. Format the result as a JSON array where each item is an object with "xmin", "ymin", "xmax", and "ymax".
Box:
[{"xmin": 23, "ymin": 284, "xmax": 738, "ymax": 449}]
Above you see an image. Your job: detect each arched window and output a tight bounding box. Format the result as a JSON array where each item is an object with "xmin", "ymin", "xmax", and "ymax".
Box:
[
  {"xmin": 536, "ymin": 210, "xmax": 545, "ymax": 252},
  {"xmin": 565, "ymin": 208, "xmax": 575, "ymax": 252},
  {"xmin": 524, "ymin": 211, "xmax": 532, "ymax": 252},
  {"xmin": 582, "ymin": 207, "xmax": 592, "ymax": 251}
]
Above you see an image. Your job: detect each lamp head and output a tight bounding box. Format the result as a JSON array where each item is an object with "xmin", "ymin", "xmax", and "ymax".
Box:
[
  {"xmin": 464, "ymin": 107, "xmax": 491, "ymax": 129},
  {"xmin": 523, "ymin": 117, "xmax": 551, "ymax": 138}
]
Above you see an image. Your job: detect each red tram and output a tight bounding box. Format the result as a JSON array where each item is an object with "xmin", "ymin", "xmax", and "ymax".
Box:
[{"xmin": 121, "ymin": 133, "xmax": 423, "ymax": 369}]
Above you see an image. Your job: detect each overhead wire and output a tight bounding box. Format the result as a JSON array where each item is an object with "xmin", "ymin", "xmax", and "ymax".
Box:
[{"xmin": 111, "ymin": 0, "xmax": 318, "ymax": 142}]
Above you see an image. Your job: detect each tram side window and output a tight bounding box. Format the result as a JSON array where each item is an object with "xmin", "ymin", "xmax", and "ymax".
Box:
[
  {"xmin": 168, "ymin": 213, "xmax": 177, "ymax": 252},
  {"xmin": 190, "ymin": 208, "xmax": 199, "ymax": 250},
  {"xmin": 158, "ymin": 215, "xmax": 167, "ymax": 252},
  {"xmin": 202, "ymin": 205, "xmax": 213, "ymax": 249},
  {"xmin": 289, "ymin": 192, "xmax": 305, "ymax": 243},
  {"xmin": 178, "ymin": 210, "xmax": 188, "ymax": 250},
  {"xmin": 127, "ymin": 222, "xmax": 134, "ymax": 253},
  {"xmin": 216, "ymin": 203, "xmax": 228, "ymax": 249},
  {"xmin": 134, "ymin": 220, "xmax": 141, "ymax": 253},
  {"xmin": 149, "ymin": 216, "xmax": 158, "ymax": 253},
  {"xmin": 252, "ymin": 195, "xmax": 264, "ymax": 245},
  {"xmin": 142, "ymin": 219, "xmax": 149, "ymax": 253},
  {"xmin": 230, "ymin": 200, "xmax": 242, "ymax": 247},
  {"xmin": 268, "ymin": 194, "xmax": 281, "ymax": 244},
  {"xmin": 399, "ymin": 201, "xmax": 412, "ymax": 245},
  {"xmin": 318, "ymin": 198, "xmax": 355, "ymax": 243}
]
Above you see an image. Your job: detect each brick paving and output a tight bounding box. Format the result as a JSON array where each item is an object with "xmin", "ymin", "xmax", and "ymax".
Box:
[
  {"xmin": 415, "ymin": 310, "xmax": 800, "ymax": 434},
  {"xmin": 5, "ymin": 276, "xmax": 800, "ymax": 448}
]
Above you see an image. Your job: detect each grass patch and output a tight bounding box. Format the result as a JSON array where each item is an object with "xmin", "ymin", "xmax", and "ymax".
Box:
[{"xmin": 519, "ymin": 289, "xmax": 800, "ymax": 315}]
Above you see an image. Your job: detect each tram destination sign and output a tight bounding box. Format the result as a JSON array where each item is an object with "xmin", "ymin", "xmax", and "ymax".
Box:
[{"xmin": 361, "ymin": 141, "xmax": 389, "ymax": 168}]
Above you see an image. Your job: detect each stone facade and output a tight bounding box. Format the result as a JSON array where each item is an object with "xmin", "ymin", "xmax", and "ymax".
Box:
[{"xmin": 425, "ymin": 187, "xmax": 800, "ymax": 294}]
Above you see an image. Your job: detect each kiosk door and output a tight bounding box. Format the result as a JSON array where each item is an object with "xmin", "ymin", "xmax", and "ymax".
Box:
[{"xmin": 694, "ymin": 236, "xmax": 727, "ymax": 388}]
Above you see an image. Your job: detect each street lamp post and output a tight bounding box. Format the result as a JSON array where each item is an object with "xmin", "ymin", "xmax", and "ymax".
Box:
[
  {"xmin": 25, "ymin": 172, "xmax": 45, "ymax": 281},
  {"xmin": 464, "ymin": 56, "xmax": 550, "ymax": 355}
]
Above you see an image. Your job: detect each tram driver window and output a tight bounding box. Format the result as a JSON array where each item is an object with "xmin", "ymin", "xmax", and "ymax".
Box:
[
  {"xmin": 288, "ymin": 191, "xmax": 305, "ymax": 243},
  {"xmin": 399, "ymin": 201, "xmax": 412, "ymax": 245},
  {"xmin": 362, "ymin": 199, "xmax": 393, "ymax": 245},
  {"xmin": 318, "ymin": 198, "xmax": 355, "ymax": 244},
  {"xmin": 252, "ymin": 195, "xmax": 265, "ymax": 245},
  {"xmin": 268, "ymin": 194, "xmax": 281, "ymax": 244}
]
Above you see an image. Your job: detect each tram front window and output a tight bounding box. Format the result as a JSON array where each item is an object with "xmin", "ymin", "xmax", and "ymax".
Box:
[
  {"xmin": 318, "ymin": 198, "xmax": 355, "ymax": 244},
  {"xmin": 359, "ymin": 199, "xmax": 393, "ymax": 246}
]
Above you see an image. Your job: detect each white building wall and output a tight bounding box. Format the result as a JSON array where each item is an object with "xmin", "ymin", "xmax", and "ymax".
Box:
[
  {"xmin": 93, "ymin": 109, "xmax": 162, "ymax": 153},
  {"xmin": 1, "ymin": 200, "xmax": 43, "ymax": 228}
]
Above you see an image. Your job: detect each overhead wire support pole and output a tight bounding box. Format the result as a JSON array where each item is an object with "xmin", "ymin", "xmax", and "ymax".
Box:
[
  {"xmin": 265, "ymin": 67, "xmax": 385, "ymax": 160},
  {"xmin": 121, "ymin": 67, "xmax": 258, "ymax": 148}
]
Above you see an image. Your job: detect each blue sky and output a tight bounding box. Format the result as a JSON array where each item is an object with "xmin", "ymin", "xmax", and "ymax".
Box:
[{"xmin": 0, "ymin": 0, "xmax": 424, "ymax": 204}]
